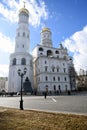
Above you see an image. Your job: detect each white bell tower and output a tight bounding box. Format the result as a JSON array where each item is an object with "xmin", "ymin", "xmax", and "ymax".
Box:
[
  {"xmin": 15, "ymin": 5, "xmax": 30, "ymax": 53},
  {"xmin": 8, "ymin": 4, "xmax": 33, "ymax": 92},
  {"xmin": 40, "ymin": 27, "xmax": 53, "ymax": 47}
]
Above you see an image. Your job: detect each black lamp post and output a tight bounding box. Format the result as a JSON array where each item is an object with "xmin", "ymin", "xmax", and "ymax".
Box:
[{"xmin": 17, "ymin": 68, "xmax": 27, "ymax": 110}]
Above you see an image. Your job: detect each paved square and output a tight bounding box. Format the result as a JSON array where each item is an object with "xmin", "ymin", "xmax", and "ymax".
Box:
[{"xmin": 0, "ymin": 95, "xmax": 87, "ymax": 115}]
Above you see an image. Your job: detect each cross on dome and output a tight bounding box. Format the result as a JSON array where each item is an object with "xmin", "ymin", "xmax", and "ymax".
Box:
[
  {"xmin": 19, "ymin": 1, "xmax": 29, "ymax": 15},
  {"xmin": 23, "ymin": 1, "xmax": 26, "ymax": 8}
]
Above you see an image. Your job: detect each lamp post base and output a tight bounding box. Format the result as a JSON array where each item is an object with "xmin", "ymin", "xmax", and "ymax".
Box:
[{"xmin": 20, "ymin": 100, "xmax": 23, "ymax": 110}]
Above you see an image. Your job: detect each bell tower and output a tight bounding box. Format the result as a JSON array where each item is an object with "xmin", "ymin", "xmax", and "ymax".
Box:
[
  {"xmin": 40, "ymin": 27, "xmax": 53, "ymax": 47},
  {"xmin": 8, "ymin": 4, "xmax": 33, "ymax": 93},
  {"xmin": 15, "ymin": 4, "xmax": 30, "ymax": 53}
]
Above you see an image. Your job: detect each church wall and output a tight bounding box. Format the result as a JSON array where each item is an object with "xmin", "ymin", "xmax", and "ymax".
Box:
[
  {"xmin": 37, "ymin": 82, "xmax": 70, "ymax": 92},
  {"xmin": 32, "ymin": 46, "xmax": 71, "ymax": 92}
]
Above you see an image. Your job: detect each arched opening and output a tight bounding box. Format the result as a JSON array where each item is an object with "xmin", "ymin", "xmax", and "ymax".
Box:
[
  {"xmin": 39, "ymin": 47, "xmax": 43, "ymax": 51},
  {"xmin": 47, "ymin": 50, "xmax": 53, "ymax": 57},
  {"xmin": 53, "ymin": 76, "xmax": 55, "ymax": 81},
  {"xmin": 12, "ymin": 58, "xmax": 16, "ymax": 65},
  {"xmin": 54, "ymin": 85, "xmax": 56, "ymax": 91},
  {"xmin": 23, "ymin": 32, "xmax": 25, "ymax": 37},
  {"xmin": 64, "ymin": 77, "xmax": 67, "ymax": 81},
  {"xmin": 45, "ymin": 76, "xmax": 48, "ymax": 81},
  {"xmin": 57, "ymin": 66, "xmax": 59, "ymax": 72},
  {"xmin": 55, "ymin": 50, "xmax": 59, "ymax": 54},
  {"xmin": 58, "ymin": 77, "xmax": 60, "ymax": 81},
  {"xmin": 40, "ymin": 53, "xmax": 43, "ymax": 55},
  {"xmin": 21, "ymin": 58, "xmax": 26, "ymax": 65},
  {"xmin": 58, "ymin": 85, "xmax": 61, "ymax": 94},
  {"xmin": 52, "ymin": 66, "xmax": 55, "ymax": 72}
]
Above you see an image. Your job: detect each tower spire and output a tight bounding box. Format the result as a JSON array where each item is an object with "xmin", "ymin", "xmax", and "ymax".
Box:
[{"xmin": 23, "ymin": 1, "xmax": 26, "ymax": 8}]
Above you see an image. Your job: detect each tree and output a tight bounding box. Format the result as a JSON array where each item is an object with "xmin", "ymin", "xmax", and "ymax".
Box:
[{"xmin": 69, "ymin": 66, "xmax": 77, "ymax": 91}]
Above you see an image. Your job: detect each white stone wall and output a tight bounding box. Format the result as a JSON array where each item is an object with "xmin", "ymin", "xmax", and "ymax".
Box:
[
  {"xmin": 32, "ymin": 44, "xmax": 71, "ymax": 92},
  {"xmin": 8, "ymin": 8, "xmax": 33, "ymax": 92},
  {"xmin": 8, "ymin": 53, "xmax": 33, "ymax": 92}
]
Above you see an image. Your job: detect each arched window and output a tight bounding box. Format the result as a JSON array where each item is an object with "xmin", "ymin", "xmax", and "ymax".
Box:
[
  {"xmin": 23, "ymin": 32, "xmax": 25, "ymax": 37},
  {"xmin": 52, "ymin": 68, "xmax": 54, "ymax": 72},
  {"xmin": 54, "ymin": 85, "xmax": 56, "ymax": 90},
  {"xmin": 21, "ymin": 58, "xmax": 26, "ymax": 65},
  {"xmin": 52, "ymin": 66, "xmax": 55, "ymax": 72},
  {"xmin": 47, "ymin": 50, "xmax": 53, "ymax": 57},
  {"xmin": 70, "ymin": 58, "xmax": 72, "ymax": 61},
  {"xmin": 64, "ymin": 77, "xmax": 67, "ymax": 81},
  {"xmin": 57, "ymin": 68, "xmax": 59, "ymax": 72},
  {"xmin": 38, "ymin": 77, "xmax": 40, "ymax": 82},
  {"xmin": 58, "ymin": 85, "xmax": 61, "ymax": 90},
  {"xmin": 44, "ymin": 35, "xmax": 46, "ymax": 38},
  {"xmin": 55, "ymin": 50, "xmax": 59, "ymax": 54},
  {"xmin": 45, "ymin": 61, "xmax": 47, "ymax": 64},
  {"xmin": 63, "ymin": 63, "xmax": 65, "ymax": 66},
  {"xmin": 58, "ymin": 77, "xmax": 60, "ymax": 81},
  {"xmin": 45, "ymin": 66, "xmax": 48, "ymax": 72},
  {"xmin": 40, "ymin": 53, "xmax": 43, "ymax": 55},
  {"xmin": 23, "ymin": 44, "xmax": 24, "ymax": 48},
  {"xmin": 64, "ymin": 68, "xmax": 66, "ymax": 73},
  {"xmin": 12, "ymin": 58, "xmax": 16, "ymax": 65},
  {"xmin": 45, "ymin": 76, "xmax": 48, "ymax": 81},
  {"xmin": 27, "ymin": 34, "xmax": 29, "ymax": 38},
  {"xmin": 39, "ymin": 47, "xmax": 43, "ymax": 51},
  {"xmin": 18, "ymin": 32, "xmax": 20, "ymax": 36},
  {"xmin": 53, "ymin": 76, "xmax": 55, "ymax": 81}
]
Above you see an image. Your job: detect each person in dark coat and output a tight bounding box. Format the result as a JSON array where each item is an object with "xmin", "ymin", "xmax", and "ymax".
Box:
[{"xmin": 44, "ymin": 92, "xmax": 47, "ymax": 99}]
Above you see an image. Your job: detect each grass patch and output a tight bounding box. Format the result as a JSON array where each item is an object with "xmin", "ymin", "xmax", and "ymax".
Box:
[{"xmin": 0, "ymin": 107, "xmax": 87, "ymax": 130}]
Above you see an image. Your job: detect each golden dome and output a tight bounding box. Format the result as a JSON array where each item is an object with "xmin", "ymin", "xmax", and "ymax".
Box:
[
  {"xmin": 41, "ymin": 27, "xmax": 51, "ymax": 33},
  {"xmin": 19, "ymin": 8, "xmax": 29, "ymax": 15}
]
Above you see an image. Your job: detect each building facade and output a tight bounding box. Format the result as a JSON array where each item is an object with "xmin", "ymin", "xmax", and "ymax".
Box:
[
  {"xmin": 8, "ymin": 6, "xmax": 76, "ymax": 93},
  {"xmin": 8, "ymin": 6, "xmax": 33, "ymax": 92},
  {"xmin": 32, "ymin": 28, "xmax": 75, "ymax": 93},
  {"xmin": 0, "ymin": 77, "xmax": 8, "ymax": 92},
  {"xmin": 76, "ymin": 72, "xmax": 87, "ymax": 91}
]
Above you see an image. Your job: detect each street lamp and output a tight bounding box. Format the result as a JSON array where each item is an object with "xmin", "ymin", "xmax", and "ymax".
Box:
[{"xmin": 17, "ymin": 68, "xmax": 27, "ymax": 110}]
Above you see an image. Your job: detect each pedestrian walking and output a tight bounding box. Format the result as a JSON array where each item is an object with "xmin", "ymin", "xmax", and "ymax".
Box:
[{"xmin": 44, "ymin": 92, "xmax": 47, "ymax": 99}]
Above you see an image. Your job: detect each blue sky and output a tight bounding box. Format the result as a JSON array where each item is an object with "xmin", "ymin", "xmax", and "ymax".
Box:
[{"xmin": 0, "ymin": 0, "xmax": 87, "ymax": 76}]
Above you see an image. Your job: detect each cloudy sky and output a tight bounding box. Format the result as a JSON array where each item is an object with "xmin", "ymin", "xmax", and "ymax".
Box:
[{"xmin": 0, "ymin": 0, "xmax": 87, "ymax": 77}]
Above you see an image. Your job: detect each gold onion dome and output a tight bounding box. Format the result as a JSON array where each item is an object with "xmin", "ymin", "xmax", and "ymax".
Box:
[
  {"xmin": 19, "ymin": 8, "xmax": 29, "ymax": 15},
  {"xmin": 41, "ymin": 27, "xmax": 51, "ymax": 33}
]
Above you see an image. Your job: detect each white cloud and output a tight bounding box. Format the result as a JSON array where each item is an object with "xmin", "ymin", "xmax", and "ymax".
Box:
[
  {"xmin": 0, "ymin": 0, "xmax": 48, "ymax": 26},
  {"xmin": 0, "ymin": 64, "xmax": 9, "ymax": 77},
  {"xmin": 0, "ymin": 0, "xmax": 18, "ymax": 23},
  {"xmin": 0, "ymin": 32, "xmax": 14, "ymax": 77},
  {"xmin": 63, "ymin": 25, "xmax": 87, "ymax": 73},
  {"xmin": 0, "ymin": 32, "xmax": 14, "ymax": 53}
]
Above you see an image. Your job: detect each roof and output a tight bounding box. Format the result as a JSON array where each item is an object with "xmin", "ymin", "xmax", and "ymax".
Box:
[
  {"xmin": 19, "ymin": 8, "xmax": 29, "ymax": 15},
  {"xmin": 41, "ymin": 27, "xmax": 51, "ymax": 33}
]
